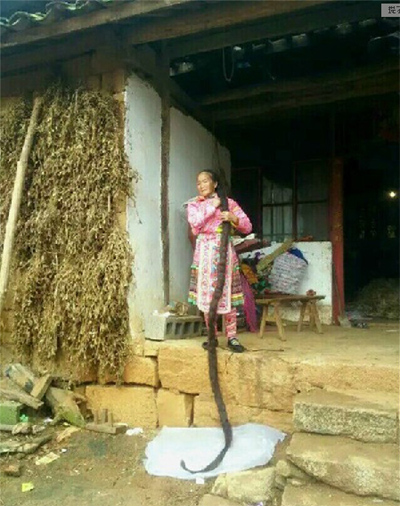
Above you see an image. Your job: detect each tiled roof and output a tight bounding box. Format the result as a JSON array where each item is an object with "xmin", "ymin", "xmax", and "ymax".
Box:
[{"xmin": 0, "ymin": 0, "xmax": 129, "ymax": 38}]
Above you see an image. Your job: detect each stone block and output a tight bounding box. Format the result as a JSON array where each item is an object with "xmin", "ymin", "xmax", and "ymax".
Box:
[
  {"xmin": 0, "ymin": 401, "xmax": 23, "ymax": 425},
  {"xmin": 158, "ymin": 341, "xmax": 229, "ymax": 396},
  {"xmin": 130, "ymin": 335, "xmax": 145, "ymax": 356},
  {"xmin": 294, "ymin": 362, "xmax": 399, "ymax": 395},
  {"xmin": 287, "ymin": 433, "xmax": 400, "ymax": 501},
  {"xmin": 85, "ymin": 385, "xmax": 157, "ymax": 428},
  {"xmin": 212, "ymin": 467, "xmax": 276, "ymax": 503},
  {"xmin": 123, "ymin": 356, "xmax": 159, "ymax": 387},
  {"xmin": 144, "ymin": 339, "xmax": 163, "ymax": 357},
  {"xmin": 294, "ymin": 389, "xmax": 399, "ymax": 443},
  {"xmin": 157, "ymin": 389, "xmax": 193, "ymax": 427},
  {"xmin": 224, "ymin": 353, "xmax": 297, "ymax": 411},
  {"xmin": 100, "ymin": 355, "xmax": 159, "ymax": 387},
  {"xmin": 193, "ymin": 394, "xmax": 293, "ymax": 433},
  {"xmin": 282, "ymin": 483, "xmax": 400, "ymax": 506},
  {"xmin": 276, "ymin": 459, "xmax": 311, "ymax": 481}
]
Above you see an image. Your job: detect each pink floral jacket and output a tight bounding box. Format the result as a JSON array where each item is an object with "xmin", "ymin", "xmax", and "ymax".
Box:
[{"xmin": 187, "ymin": 197, "xmax": 252, "ymax": 236}]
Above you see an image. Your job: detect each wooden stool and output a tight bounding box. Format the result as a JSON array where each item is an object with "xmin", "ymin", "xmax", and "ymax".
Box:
[{"xmin": 256, "ymin": 295, "xmax": 325, "ymax": 340}]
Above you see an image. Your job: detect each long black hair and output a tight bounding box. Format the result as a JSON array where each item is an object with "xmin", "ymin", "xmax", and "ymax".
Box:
[{"xmin": 180, "ymin": 173, "xmax": 232, "ymax": 473}]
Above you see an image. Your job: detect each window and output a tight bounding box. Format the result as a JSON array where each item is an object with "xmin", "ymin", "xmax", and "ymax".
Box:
[{"xmin": 262, "ymin": 160, "xmax": 330, "ymax": 241}]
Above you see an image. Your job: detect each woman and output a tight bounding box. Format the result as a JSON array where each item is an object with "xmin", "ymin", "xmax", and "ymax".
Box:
[{"xmin": 187, "ymin": 171, "xmax": 252, "ymax": 352}]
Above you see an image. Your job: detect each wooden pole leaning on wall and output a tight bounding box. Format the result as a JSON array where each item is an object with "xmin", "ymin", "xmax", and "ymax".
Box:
[
  {"xmin": 159, "ymin": 42, "xmax": 171, "ymax": 306},
  {"xmin": 0, "ymin": 96, "xmax": 43, "ymax": 315}
]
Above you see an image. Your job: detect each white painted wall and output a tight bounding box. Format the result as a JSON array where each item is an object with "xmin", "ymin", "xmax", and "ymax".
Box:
[
  {"xmin": 125, "ymin": 73, "xmax": 231, "ymax": 338},
  {"xmin": 241, "ymin": 242, "xmax": 333, "ymax": 324},
  {"xmin": 125, "ymin": 74, "xmax": 163, "ymax": 337},
  {"xmin": 169, "ymin": 107, "xmax": 231, "ymax": 304}
]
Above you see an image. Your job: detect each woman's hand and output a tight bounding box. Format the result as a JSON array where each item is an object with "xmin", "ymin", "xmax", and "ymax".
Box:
[
  {"xmin": 211, "ymin": 196, "xmax": 221, "ymax": 208},
  {"xmin": 221, "ymin": 211, "xmax": 239, "ymax": 225}
]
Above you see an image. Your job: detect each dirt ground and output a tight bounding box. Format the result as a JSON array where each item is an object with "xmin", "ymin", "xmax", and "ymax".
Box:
[{"xmin": 0, "ymin": 426, "xmax": 215, "ymax": 506}]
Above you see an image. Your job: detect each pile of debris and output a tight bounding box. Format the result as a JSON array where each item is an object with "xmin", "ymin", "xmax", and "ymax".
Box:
[
  {"xmin": 354, "ymin": 278, "xmax": 399, "ymax": 320},
  {"xmin": 0, "ymin": 363, "xmax": 127, "ymax": 477}
]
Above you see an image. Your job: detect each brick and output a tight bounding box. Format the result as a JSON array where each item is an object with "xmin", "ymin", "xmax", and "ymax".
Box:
[
  {"xmin": 85, "ymin": 385, "xmax": 157, "ymax": 427},
  {"xmin": 0, "ymin": 401, "xmax": 23, "ymax": 425},
  {"xmin": 157, "ymin": 389, "xmax": 193, "ymax": 427},
  {"xmin": 193, "ymin": 394, "xmax": 293, "ymax": 433},
  {"xmin": 147, "ymin": 314, "xmax": 203, "ymax": 341}
]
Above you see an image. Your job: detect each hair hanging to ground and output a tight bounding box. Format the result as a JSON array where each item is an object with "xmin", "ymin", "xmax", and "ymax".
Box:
[{"xmin": 0, "ymin": 85, "xmax": 136, "ymax": 377}]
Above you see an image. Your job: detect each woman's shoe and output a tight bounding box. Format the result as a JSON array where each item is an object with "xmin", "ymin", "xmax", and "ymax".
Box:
[{"xmin": 227, "ymin": 337, "xmax": 245, "ymax": 353}]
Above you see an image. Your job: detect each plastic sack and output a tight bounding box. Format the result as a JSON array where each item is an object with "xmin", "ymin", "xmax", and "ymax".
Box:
[
  {"xmin": 269, "ymin": 251, "xmax": 307, "ymax": 294},
  {"xmin": 144, "ymin": 423, "xmax": 286, "ymax": 480}
]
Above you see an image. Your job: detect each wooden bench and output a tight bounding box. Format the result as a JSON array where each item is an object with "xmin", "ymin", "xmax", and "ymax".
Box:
[{"xmin": 256, "ymin": 294, "xmax": 325, "ymax": 340}]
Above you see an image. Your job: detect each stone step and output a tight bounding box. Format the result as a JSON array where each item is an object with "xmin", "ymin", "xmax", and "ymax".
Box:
[
  {"xmin": 282, "ymin": 483, "xmax": 400, "ymax": 506},
  {"xmin": 294, "ymin": 389, "xmax": 399, "ymax": 443},
  {"xmin": 287, "ymin": 433, "xmax": 400, "ymax": 501}
]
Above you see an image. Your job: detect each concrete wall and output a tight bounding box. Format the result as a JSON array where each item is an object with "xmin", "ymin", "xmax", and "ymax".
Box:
[
  {"xmin": 169, "ymin": 107, "xmax": 231, "ymax": 303},
  {"xmin": 241, "ymin": 241, "xmax": 333, "ymax": 324},
  {"xmin": 125, "ymin": 74, "xmax": 163, "ymax": 338},
  {"xmin": 125, "ymin": 73, "xmax": 231, "ymax": 338}
]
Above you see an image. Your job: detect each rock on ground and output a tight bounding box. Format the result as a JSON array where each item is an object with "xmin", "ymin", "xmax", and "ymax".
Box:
[
  {"xmin": 294, "ymin": 389, "xmax": 399, "ymax": 443},
  {"xmin": 212, "ymin": 467, "xmax": 276, "ymax": 503},
  {"xmin": 287, "ymin": 433, "xmax": 400, "ymax": 501},
  {"xmin": 282, "ymin": 483, "xmax": 400, "ymax": 506}
]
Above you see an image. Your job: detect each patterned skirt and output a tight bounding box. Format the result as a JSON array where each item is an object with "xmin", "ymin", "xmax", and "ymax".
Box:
[{"xmin": 188, "ymin": 233, "xmax": 244, "ymax": 314}]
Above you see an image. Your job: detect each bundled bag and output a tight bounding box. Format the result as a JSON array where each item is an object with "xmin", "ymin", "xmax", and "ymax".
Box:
[{"xmin": 269, "ymin": 250, "xmax": 308, "ymax": 294}]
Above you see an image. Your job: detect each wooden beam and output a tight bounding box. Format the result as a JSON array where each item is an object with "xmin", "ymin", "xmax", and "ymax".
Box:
[
  {"xmin": 202, "ymin": 60, "xmax": 400, "ymax": 106},
  {"xmin": 168, "ymin": 1, "xmax": 380, "ymax": 59},
  {"xmin": 1, "ymin": 29, "xmax": 112, "ymax": 75},
  {"xmin": 0, "ymin": 0, "xmax": 192, "ymax": 50},
  {"xmin": 160, "ymin": 43, "xmax": 171, "ymax": 306},
  {"xmin": 208, "ymin": 61, "xmax": 400, "ymax": 122},
  {"xmin": 123, "ymin": 0, "xmax": 336, "ymax": 46}
]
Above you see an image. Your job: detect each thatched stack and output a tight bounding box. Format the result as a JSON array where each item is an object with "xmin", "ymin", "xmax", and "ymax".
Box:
[{"xmin": 0, "ymin": 86, "xmax": 135, "ymax": 377}]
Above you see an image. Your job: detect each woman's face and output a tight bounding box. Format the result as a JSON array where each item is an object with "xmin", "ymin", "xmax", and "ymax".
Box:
[{"xmin": 197, "ymin": 172, "xmax": 217, "ymax": 198}]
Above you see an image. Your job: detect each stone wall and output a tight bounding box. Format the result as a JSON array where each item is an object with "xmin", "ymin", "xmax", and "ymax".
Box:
[{"xmin": 68, "ymin": 336, "xmax": 399, "ymax": 432}]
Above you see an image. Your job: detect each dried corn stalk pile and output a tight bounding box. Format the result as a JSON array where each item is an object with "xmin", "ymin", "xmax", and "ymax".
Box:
[{"xmin": 0, "ymin": 86, "xmax": 134, "ymax": 376}]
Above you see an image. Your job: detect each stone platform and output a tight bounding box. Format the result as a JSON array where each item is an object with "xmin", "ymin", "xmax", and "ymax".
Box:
[{"xmin": 80, "ymin": 322, "xmax": 399, "ymax": 432}]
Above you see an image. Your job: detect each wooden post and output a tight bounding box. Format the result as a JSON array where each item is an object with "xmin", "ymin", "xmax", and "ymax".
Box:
[
  {"xmin": 0, "ymin": 97, "xmax": 42, "ymax": 315},
  {"xmin": 330, "ymin": 158, "xmax": 345, "ymax": 324},
  {"xmin": 160, "ymin": 43, "xmax": 171, "ymax": 306}
]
